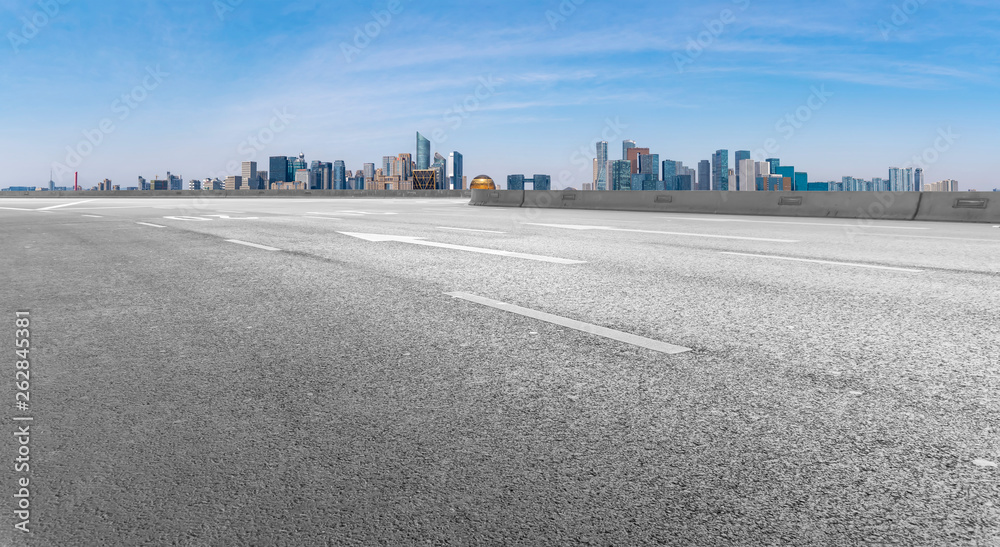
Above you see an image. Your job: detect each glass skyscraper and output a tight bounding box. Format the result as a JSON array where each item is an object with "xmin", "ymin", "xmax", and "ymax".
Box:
[
  {"xmin": 269, "ymin": 156, "xmax": 288, "ymax": 187},
  {"xmin": 416, "ymin": 132, "xmax": 431, "ymax": 170},
  {"xmin": 622, "ymin": 140, "xmax": 636, "ymax": 161},
  {"xmin": 596, "ymin": 141, "xmax": 608, "ymax": 191},
  {"xmin": 334, "ymin": 160, "xmax": 346, "ymax": 190},
  {"xmin": 449, "ymin": 151, "xmax": 463, "ymax": 190},
  {"xmin": 712, "ymin": 150, "xmax": 729, "ymax": 191},
  {"xmin": 662, "ymin": 160, "xmax": 677, "ymax": 191},
  {"xmin": 698, "ymin": 160, "xmax": 711, "ymax": 191},
  {"xmin": 611, "ymin": 160, "xmax": 632, "ymax": 191}
]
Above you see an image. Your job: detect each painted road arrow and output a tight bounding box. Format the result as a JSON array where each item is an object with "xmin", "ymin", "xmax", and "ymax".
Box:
[
  {"xmin": 525, "ymin": 223, "xmax": 799, "ymax": 243},
  {"xmin": 337, "ymin": 232, "xmax": 586, "ymax": 265}
]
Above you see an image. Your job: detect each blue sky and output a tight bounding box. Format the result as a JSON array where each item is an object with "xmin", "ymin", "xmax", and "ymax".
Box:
[{"xmin": 2, "ymin": 0, "xmax": 998, "ymax": 189}]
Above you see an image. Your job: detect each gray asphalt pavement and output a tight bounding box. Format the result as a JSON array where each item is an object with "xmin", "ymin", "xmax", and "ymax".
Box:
[{"xmin": 1, "ymin": 197, "xmax": 998, "ymax": 546}]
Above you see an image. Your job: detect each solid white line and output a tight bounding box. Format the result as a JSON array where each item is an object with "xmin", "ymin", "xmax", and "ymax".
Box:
[
  {"xmin": 721, "ymin": 252, "xmax": 925, "ymax": 272},
  {"xmin": 82, "ymin": 214, "xmax": 103, "ymax": 218},
  {"xmin": 304, "ymin": 216, "xmax": 344, "ymax": 220},
  {"xmin": 225, "ymin": 239, "xmax": 281, "ymax": 252},
  {"xmin": 673, "ymin": 217, "xmax": 929, "ymax": 230},
  {"xmin": 860, "ymin": 233, "xmax": 1000, "ymax": 243},
  {"xmin": 446, "ymin": 292, "xmax": 692, "ymax": 355},
  {"xmin": 38, "ymin": 200, "xmax": 96, "ymax": 211},
  {"xmin": 527, "ymin": 223, "xmax": 798, "ymax": 243},
  {"xmin": 136, "ymin": 222, "xmax": 166, "ymax": 228},
  {"xmin": 437, "ymin": 227, "xmax": 507, "ymax": 234}
]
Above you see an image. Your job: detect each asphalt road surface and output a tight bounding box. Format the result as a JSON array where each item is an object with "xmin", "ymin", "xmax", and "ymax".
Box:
[{"xmin": 1, "ymin": 197, "xmax": 998, "ymax": 546}]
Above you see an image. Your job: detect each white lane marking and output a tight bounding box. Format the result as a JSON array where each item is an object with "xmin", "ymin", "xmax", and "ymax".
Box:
[
  {"xmin": 339, "ymin": 232, "xmax": 585, "ymax": 264},
  {"xmin": 136, "ymin": 222, "xmax": 166, "ymax": 228},
  {"xmin": 721, "ymin": 252, "xmax": 925, "ymax": 273},
  {"xmin": 527, "ymin": 223, "xmax": 798, "ymax": 243},
  {"xmin": 307, "ymin": 211, "xmax": 365, "ymax": 216},
  {"xmin": 82, "ymin": 214, "xmax": 103, "ymax": 218},
  {"xmin": 672, "ymin": 217, "xmax": 930, "ymax": 230},
  {"xmin": 304, "ymin": 216, "xmax": 344, "ymax": 220},
  {"xmin": 860, "ymin": 233, "xmax": 1000, "ymax": 243},
  {"xmin": 446, "ymin": 292, "xmax": 691, "ymax": 355},
  {"xmin": 437, "ymin": 227, "xmax": 507, "ymax": 234},
  {"xmin": 38, "ymin": 200, "xmax": 96, "ymax": 211},
  {"xmin": 225, "ymin": 239, "xmax": 281, "ymax": 252},
  {"xmin": 164, "ymin": 216, "xmax": 212, "ymax": 221},
  {"xmin": 52, "ymin": 206, "xmax": 159, "ymax": 210}
]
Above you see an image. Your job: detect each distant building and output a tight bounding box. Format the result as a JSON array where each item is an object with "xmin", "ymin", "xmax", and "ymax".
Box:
[
  {"xmin": 363, "ymin": 163, "xmax": 375, "ymax": 184},
  {"xmin": 622, "ymin": 140, "xmax": 636, "ymax": 161},
  {"xmin": 638, "ymin": 153, "xmax": 659, "ymax": 185},
  {"xmin": 188, "ymin": 179, "xmax": 202, "ymax": 191},
  {"xmin": 697, "ymin": 160, "xmax": 711, "ymax": 191},
  {"xmin": 167, "ymin": 172, "xmax": 183, "ymax": 191},
  {"xmin": 596, "ymin": 141, "xmax": 608, "ymax": 191},
  {"xmin": 626, "ymin": 147, "xmax": 650, "ymax": 174},
  {"xmin": 610, "ymin": 160, "xmax": 632, "ymax": 191},
  {"xmin": 151, "ymin": 179, "xmax": 169, "ymax": 191},
  {"xmin": 416, "ymin": 132, "xmax": 431, "ymax": 170},
  {"xmin": 269, "ymin": 157, "xmax": 289, "ymax": 186},
  {"xmin": 224, "ymin": 176, "xmax": 242, "ymax": 191},
  {"xmin": 433, "ymin": 153, "xmax": 447, "ymax": 190},
  {"xmin": 334, "ymin": 161, "xmax": 346, "ymax": 190},
  {"xmin": 506, "ymin": 174, "xmax": 551, "ymax": 191},
  {"xmin": 712, "ymin": 150, "xmax": 729, "ymax": 191},
  {"xmin": 662, "ymin": 160, "xmax": 677, "ymax": 191},
  {"xmin": 242, "ymin": 162, "xmax": 258, "ymax": 190},
  {"xmin": 413, "ymin": 169, "xmax": 437, "ymax": 190},
  {"xmin": 449, "ymin": 151, "xmax": 463, "ymax": 190},
  {"xmin": 914, "ymin": 168, "xmax": 924, "ymax": 192},
  {"xmin": 735, "ymin": 151, "xmax": 751, "ymax": 191}
]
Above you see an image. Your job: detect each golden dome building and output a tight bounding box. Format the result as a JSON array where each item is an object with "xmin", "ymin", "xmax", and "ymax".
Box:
[{"xmin": 469, "ymin": 175, "xmax": 496, "ymax": 190}]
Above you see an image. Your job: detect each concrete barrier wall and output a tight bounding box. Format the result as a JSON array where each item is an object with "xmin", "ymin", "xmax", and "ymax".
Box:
[
  {"xmin": 470, "ymin": 189, "xmax": 524, "ymax": 207},
  {"xmin": 913, "ymin": 192, "xmax": 1000, "ymax": 223},
  {"xmin": 0, "ymin": 189, "xmax": 472, "ymax": 199},
  {"xmin": 508, "ymin": 190, "xmax": 925, "ymax": 221}
]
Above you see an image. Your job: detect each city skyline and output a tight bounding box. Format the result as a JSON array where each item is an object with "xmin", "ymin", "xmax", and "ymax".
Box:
[{"xmin": 2, "ymin": 1, "xmax": 997, "ymax": 189}]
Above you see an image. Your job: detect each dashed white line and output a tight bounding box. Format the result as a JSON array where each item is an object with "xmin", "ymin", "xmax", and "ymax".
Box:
[
  {"xmin": 304, "ymin": 216, "xmax": 344, "ymax": 220},
  {"xmin": 437, "ymin": 227, "xmax": 507, "ymax": 234},
  {"xmin": 721, "ymin": 252, "xmax": 925, "ymax": 272},
  {"xmin": 136, "ymin": 222, "xmax": 166, "ymax": 228},
  {"xmin": 82, "ymin": 214, "xmax": 103, "ymax": 218},
  {"xmin": 225, "ymin": 239, "xmax": 281, "ymax": 252},
  {"xmin": 527, "ymin": 223, "xmax": 798, "ymax": 243},
  {"xmin": 38, "ymin": 200, "xmax": 96, "ymax": 211},
  {"xmin": 446, "ymin": 292, "xmax": 692, "ymax": 355}
]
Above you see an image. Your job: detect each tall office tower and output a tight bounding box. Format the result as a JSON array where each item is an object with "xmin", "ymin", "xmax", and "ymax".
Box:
[
  {"xmin": 507, "ymin": 174, "xmax": 525, "ymax": 191},
  {"xmin": 188, "ymin": 178, "xmax": 202, "ymax": 191},
  {"xmin": 269, "ymin": 156, "xmax": 288, "ymax": 186},
  {"xmin": 382, "ymin": 156, "xmax": 394, "ymax": 177},
  {"xmin": 363, "ymin": 163, "xmax": 375, "ymax": 184},
  {"xmin": 432, "ymin": 153, "xmax": 447, "ymax": 190},
  {"xmin": 293, "ymin": 153, "xmax": 307, "ymax": 173},
  {"xmin": 733, "ymin": 151, "xmax": 750, "ymax": 190},
  {"xmin": 914, "ymin": 168, "xmax": 924, "ymax": 192},
  {"xmin": 626, "ymin": 147, "xmax": 650, "ymax": 174},
  {"xmin": 904, "ymin": 168, "xmax": 915, "ymax": 192},
  {"xmin": 334, "ymin": 161, "xmax": 346, "ymax": 190},
  {"xmin": 766, "ymin": 158, "xmax": 781, "ymax": 175},
  {"xmin": 322, "ymin": 163, "xmax": 333, "ymax": 190},
  {"xmin": 225, "ymin": 175, "xmax": 243, "ymax": 191},
  {"xmin": 892, "ymin": 169, "xmax": 903, "ymax": 191},
  {"xmin": 286, "ymin": 157, "xmax": 297, "ymax": 182},
  {"xmin": 596, "ymin": 141, "xmax": 608, "ymax": 191},
  {"xmin": 623, "ymin": 140, "xmax": 636, "ymax": 161},
  {"xmin": 137, "ymin": 176, "xmax": 147, "ymax": 190},
  {"xmin": 638, "ymin": 153, "xmax": 659, "ymax": 189},
  {"xmin": 754, "ymin": 161, "xmax": 771, "ymax": 191},
  {"xmin": 448, "ymin": 151, "xmax": 463, "ymax": 190},
  {"xmin": 416, "ymin": 132, "xmax": 431, "ymax": 170},
  {"xmin": 610, "ymin": 160, "xmax": 632, "ymax": 191},
  {"xmin": 712, "ymin": 150, "xmax": 729, "ymax": 191},
  {"xmin": 593, "ymin": 159, "xmax": 599, "ymax": 187},
  {"xmin": 698, "ymin": 160, "xmax": 711, "ymax": 191},
  {"xmin": 662, "ymin": 160, "xmax": 678, "ymax": 191},
  {"xmin": 166, "ymin": 172, "xmax": 183, "ymax": 191},
  {"xmin": 397, "ymin": 153, "xmax": 413, "ymax": 183},
  {"xmin": 533, "ymin": 175, "xmax": 551, "ymax": 191}
]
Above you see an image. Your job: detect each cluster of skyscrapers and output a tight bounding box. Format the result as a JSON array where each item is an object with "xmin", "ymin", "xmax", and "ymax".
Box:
[{"xmin": 582, "ymin": 141, "xmax": 960, "ymax": 193}]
